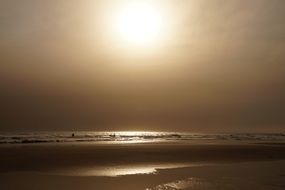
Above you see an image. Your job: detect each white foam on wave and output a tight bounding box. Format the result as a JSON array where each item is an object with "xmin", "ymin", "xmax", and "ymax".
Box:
[{"xmin": 146, "ymin": 177, "xmax": 211, "ymax": 190}]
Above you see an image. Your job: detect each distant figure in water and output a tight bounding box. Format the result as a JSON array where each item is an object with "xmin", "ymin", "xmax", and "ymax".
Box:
[{"xmin": 72, "ymin": 133, "xmax": 75, "ymax": 137}]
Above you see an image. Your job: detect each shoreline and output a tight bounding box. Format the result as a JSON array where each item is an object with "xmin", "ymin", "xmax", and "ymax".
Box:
[
  {"xmin": 1, "ymin": 160, "xmax": 284, "ymax": 190},
  {"xmin": 1, "ymin": 143, "xmax": 285, "ymax": 172},
  {"xmin": 1, "ymin": 143, "xmax": 285, "ymax": 189}
]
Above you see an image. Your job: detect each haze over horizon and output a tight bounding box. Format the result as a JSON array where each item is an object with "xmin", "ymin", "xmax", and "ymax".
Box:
[{"xmin": 1, "ymin": 0, "xmax": 285, "ymax": 132}]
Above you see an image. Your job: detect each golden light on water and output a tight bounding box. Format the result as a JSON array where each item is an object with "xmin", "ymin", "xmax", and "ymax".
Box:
[{"xmin": 113, "ymin": 1, "xmax": 166, "ymax": 46}]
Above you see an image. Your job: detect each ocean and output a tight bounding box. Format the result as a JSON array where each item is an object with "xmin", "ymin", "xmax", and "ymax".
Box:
[{"xmin": 0, "ymin": 131, "xmax": 284, "ymax": 144}]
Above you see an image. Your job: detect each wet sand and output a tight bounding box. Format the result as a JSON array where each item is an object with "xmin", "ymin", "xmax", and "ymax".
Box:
[{"xmin": 0, "ymin": 143, "xmax": 285, "ymax": 189}]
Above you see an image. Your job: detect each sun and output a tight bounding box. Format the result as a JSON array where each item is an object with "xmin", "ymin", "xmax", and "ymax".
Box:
[{"xmin": 114, "ymin": 2, "xmax": 165, "ymax": 46}]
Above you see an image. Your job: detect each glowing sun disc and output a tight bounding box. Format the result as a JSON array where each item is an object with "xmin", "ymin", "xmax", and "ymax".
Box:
[{"xmin": 115, "ymin": 2, "xmax": 164, "ymax": 45}]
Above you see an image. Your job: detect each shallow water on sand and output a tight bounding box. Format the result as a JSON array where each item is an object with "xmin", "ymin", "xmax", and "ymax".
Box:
[
  {"xmin": 0, "ymin": 135, "xmax": 285, "ymax": 190},
  {"xmin": 147, "ymin": 178, "xmax": 212, "ymax": 190},
  {"xmin": 146, "ymin": 161, "xmax": 285, "ymax": 190}
]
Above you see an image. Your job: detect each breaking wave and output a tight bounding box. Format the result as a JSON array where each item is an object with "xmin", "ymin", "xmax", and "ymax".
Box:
[{"xmin": 0, "ymin": 131, "xmax": 284, "ymax": 144}]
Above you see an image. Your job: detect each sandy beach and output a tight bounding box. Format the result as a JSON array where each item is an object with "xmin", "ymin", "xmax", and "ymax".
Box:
[
  {"xmin": 2, "ymin": 0, "xmax": 285, "ymax": 189},
  {"xmin": 0, "ymin": 143, "xmax": 284, "ymax": 190}
]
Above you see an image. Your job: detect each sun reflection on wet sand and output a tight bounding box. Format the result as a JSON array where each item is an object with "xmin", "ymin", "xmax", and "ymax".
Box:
[
  {"xmin": 56, "ymin": 163, "xmax": 199, "ymax": 177},
  {"xmin": 76, "ymin": 166, "xmax": 156, "ymax": 176}
]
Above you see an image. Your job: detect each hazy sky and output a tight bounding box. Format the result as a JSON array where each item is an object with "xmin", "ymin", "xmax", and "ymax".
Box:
[{"xmin": 1, "ymin": 0, "xmax": 285, "ymax": 132}]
